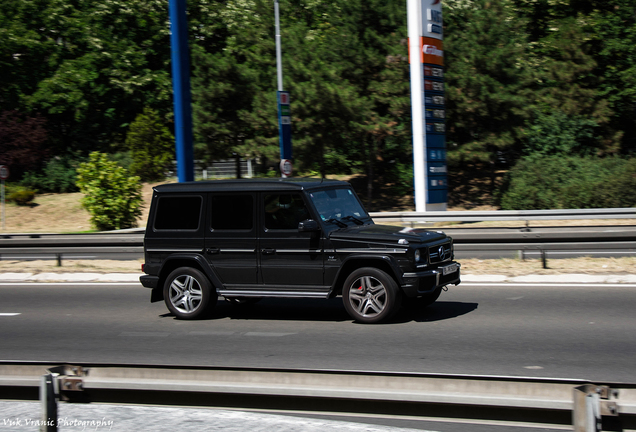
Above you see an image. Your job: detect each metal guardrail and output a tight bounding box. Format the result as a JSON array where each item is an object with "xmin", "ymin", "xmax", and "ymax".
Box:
[
  {"xmin": 369, "ymin": 207, "xmax": 636, "ymax": 224},
  {"xmin": 1, "ymin": 362, "xmax": 635, "ymax": 431},
  {"xmin": 0, "ymin": 232, "xmax": 145, "ymax": 264},
  {"xmin": 0, "ymin": 209, "xmax": 635, "ymax": 263}
]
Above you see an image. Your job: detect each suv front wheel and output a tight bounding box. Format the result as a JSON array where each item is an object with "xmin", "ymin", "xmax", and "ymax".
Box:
[
  {"xmin": 163, "ymin": 267, "xmax": 217, "ymax": 319},
  {"xmin": 342, "ymin": 268, "xmax": 401, "ymax": 324}
]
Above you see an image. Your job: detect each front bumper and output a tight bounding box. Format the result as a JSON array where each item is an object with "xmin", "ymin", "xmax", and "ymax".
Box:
[{"xmin": 401, "ymin": 262, "xmax": 461, "ymax": 298}]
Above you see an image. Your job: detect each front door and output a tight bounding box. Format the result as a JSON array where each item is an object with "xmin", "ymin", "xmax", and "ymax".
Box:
[{"xmin": 258, "ymin": 192, "xmax": 326, "ymax": 294}]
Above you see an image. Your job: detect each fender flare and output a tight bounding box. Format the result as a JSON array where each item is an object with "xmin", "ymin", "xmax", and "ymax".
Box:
[
  {"xmin": 329, "ymin": 254, "xmax": 405, "ymax": 296},
  {"xmin": 152, "ymin": 254, "xmax": 225, "ymax": 302}
]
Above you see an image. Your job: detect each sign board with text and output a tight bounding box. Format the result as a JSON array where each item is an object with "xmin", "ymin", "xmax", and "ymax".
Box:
[
  {"xmin": 278, "ymin": 91, "xmax": 292, "ymax": 161},
  {"xmin": 420, "ymin": 0, "xmax": 447, "ymax": 204}
]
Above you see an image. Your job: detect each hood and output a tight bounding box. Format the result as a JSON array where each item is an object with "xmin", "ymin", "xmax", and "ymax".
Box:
[{"xmin": 328, "ymin": 224, "xmax": 448, "ymax": 245}]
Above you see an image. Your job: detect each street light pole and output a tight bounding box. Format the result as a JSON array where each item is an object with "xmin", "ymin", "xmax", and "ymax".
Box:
[
  {"xmin": 275, "ymin": 0, "xmax": 293, "ymax": 177},
  {"xmin": 275, "ymin": 0, "xmax": 283, "ymax": 92}
]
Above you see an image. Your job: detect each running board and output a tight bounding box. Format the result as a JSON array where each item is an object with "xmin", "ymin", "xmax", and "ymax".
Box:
[{"xmin": 218, "ymin": 290, "xmax": 330, "ymax": 299}]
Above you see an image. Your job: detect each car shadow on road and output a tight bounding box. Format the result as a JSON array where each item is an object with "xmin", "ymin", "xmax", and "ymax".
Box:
[
  {"xmin": 209, "ymin": 297, "xmax": 352, "ymax": 322},
  {"xmin": 394, "ymin": 301, "xmax": 479, "ymax": 323},
  {"xmin": 160, "ymin": 298, "xmax": 478, "ymax": 324}
]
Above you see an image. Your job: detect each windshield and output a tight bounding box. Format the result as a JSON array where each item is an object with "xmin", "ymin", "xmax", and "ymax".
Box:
[{"xmin": 308, "ymin": 188, "xmax": 370, "ymax": 226}]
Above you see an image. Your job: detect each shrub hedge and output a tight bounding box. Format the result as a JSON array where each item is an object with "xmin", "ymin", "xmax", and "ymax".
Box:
[{"xmin": 497, "ymin": 156, "xmax": 636, "ymax": 210}]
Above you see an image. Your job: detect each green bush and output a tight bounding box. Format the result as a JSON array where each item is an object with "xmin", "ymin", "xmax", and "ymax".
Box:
[
  {"xmin": 498, "ymin": 155, "xmax": 636, "ymax": 210},
  {"xmin": 21, "ymin": 156, "xmax": 81, "ymax": 193},
  {"xmin": 522, "ymin": 112, "xmax": 600, "ymax": 157},
  {"xmin": 7, "ymin": 187, "xmax": 36, "ymax": 206},
  {"xmin": 109, "ymin": 151, "xmax": 134, "ymax": 171},
  {"xmin": 76, "ymin": 152, "xmax": 143, "ymax": 231}
]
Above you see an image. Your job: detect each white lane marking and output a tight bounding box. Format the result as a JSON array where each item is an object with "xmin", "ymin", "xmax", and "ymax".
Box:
[
  {"xmin": 245, "ymin": 332, "xmax": 298, "ymax": 337},
  {"xmin": 0, "ymin": 282, "xmax": 141, "ymax": 286},
  {"xmin": 116, "ymin": 331, "xmax": 297, "ymax": 338},
  {"xmin": 461, "ymin": 283, "xmax": 636, "ymax": 288},
  {"xmin": 189, "ymin": 331, "xmax": 236, "ymax": 336},
  {"xmin": 119, "ymin": 332, "xmax": 170, "ymax": 337},
  {"xmin": 523, "ymin": 251, "xmax": 636, "ymax": 255},
  {"xmin": 0, "ymin": 313, "xmax": 21, "ymax": 316},
  {"xmin": 507, "ymin": 296, "xmax": 524, "ymax": 300}
]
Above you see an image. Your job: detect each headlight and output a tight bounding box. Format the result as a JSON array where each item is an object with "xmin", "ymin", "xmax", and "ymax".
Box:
[{"xmin": 414, "ymin": 249, "xmax": 422, "ymax": 262}]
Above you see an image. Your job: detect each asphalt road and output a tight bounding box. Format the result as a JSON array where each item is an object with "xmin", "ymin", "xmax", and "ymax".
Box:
[{"xmin": 1, "ymin": 281, "xmax": 635, "ymax": 383}]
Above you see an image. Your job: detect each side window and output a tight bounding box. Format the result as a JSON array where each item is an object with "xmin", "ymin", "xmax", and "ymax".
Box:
[
  {"xmin": 210, "ymin": 194, "xmax": 253, "ymax": 230},
  {"xmin": 154, "ymin": 196, "xmax": 202, "ymax": 230},
  {"xmin": 263, "ymin": 193, "xmax": 309, "ymax": 230}
]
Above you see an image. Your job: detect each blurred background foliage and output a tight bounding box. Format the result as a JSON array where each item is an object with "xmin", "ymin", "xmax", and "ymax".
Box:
[{"xmin": 1, "ymin": 0, "xmax": 635, "ymax": 210}]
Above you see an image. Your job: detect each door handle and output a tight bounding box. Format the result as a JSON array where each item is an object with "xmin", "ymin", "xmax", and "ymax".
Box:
[
  {"xmin": 261, "ymin": 248, "xmax": 276, "ymax": 255},
  {"xmin": 206, "ymin": 248, "xmax": 220, "ymax": 255}
]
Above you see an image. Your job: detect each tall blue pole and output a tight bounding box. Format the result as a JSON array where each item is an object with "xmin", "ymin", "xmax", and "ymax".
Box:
[{"xmin": 168, "ymin": 0, "xmax": 194, "ymax": 182}]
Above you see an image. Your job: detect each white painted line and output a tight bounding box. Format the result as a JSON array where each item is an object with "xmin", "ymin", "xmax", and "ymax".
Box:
[
  {"xmin": 0, "ymin": 313, "xmax": 21, "ymax": 316},
  {"xmin": 244, "ymin": 332, "xmax": 297, "ymax": 337},
  {"xmin": 119, "ymin": 332, "xmax": 170, "ymax": 337},
  {"xmin": 189, "ymin": 331, "xmax": 236, "ymax": 336},
  {"xmin": 461, "ymin": 283, "xmax": 636, "ymax": 288},
  {"xmin": 524, "ymin": 251, "xmax": 636, "ymax": 255},
  {"xmin": 0, "ymin": 282, "xmax": 141, "ymax": 286}
]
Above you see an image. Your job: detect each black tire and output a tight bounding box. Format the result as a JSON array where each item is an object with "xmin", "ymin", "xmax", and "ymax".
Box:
[
  {"xmin": 163, "ymin": 267, "xmax": 217, "ymax": 319},
  {"xmin": 342, "ymin": 267, "xmax": 401, "ymax": 323}
]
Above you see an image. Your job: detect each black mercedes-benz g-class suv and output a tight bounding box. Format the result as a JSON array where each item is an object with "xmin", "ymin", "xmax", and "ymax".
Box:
[{"xmin": 140, "ymin": 179, "xmax": 460, "ymax": 323}]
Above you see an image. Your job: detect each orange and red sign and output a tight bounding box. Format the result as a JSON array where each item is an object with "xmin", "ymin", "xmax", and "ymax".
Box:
[{"xmin": 421, "ymin": 37, "xmax": 444, "ymax": 66}]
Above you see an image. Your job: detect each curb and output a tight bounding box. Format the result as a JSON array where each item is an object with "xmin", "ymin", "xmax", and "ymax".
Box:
[{"xmin": 0, "ymin": 273, "xmax": 142, "ymax": 283}]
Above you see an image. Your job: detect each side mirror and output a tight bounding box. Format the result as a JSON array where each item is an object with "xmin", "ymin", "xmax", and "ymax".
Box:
[{"xmin": 298, "ymin": 219, "xmax": 320, "ymax": 232}]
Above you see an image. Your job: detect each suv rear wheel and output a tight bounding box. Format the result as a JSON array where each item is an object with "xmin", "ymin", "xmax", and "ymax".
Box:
[
  {"xmin": 163, "ymin": 267, "xmax": 217, "ymax": 319},
  {"xmin": 342, "ymin": 268, "xmax": 401, "ymax": 323}
]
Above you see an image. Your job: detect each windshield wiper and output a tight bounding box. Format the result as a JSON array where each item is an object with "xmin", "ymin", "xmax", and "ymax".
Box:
[
  {"xmin": 326, "ymin": 218, "xmax": 347, "ymax": 228},
  {"xmin": 341, "ymin": 215, "xmax": 364, "ymax": 225}
]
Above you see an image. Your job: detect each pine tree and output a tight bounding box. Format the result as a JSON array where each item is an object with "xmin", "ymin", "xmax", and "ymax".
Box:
[{"xmin": 126, "ymin": 107, "xmax": 174, "ymax": 182}]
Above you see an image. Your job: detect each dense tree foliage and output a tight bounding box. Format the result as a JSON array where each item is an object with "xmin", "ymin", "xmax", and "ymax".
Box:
[
  {"xmin": 0, "ymin": 110, "xmax": 48, "ymax": 177},
  {"xmin": 126, "ymin": 107, "xmax": 175, "ymax": 182},
  {"xmin": 2, "ymin": 0, "xmax": 635, "ymax": 208},
  {"xmin": 498, "ymin": 155, "xmax": 636, "ymax": 210}
]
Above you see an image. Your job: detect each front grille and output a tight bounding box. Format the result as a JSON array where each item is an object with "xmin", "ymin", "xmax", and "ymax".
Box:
[{"xmin": 429, "ymin": 242, "xmax": 452, "ymax": 264}]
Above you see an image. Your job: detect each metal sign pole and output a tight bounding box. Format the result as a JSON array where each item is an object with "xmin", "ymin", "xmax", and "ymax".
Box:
[
  {"xmin": 1, "ymin": 179, "xmax": 5, "ymax": 231},
  {"xmin": 0, "ymin": 165, "xmax": 9, "ymax": 230},
  {"xmin": 407, "ymin": 0, "xmax": 425, "ymax": 211},
  {"xmin": 275, "ymin": 0, "xmax": 293, "ymax": 177},
  {"xmin": 275, "ymin": 0, "xmax": 284, "ymax": 92}
]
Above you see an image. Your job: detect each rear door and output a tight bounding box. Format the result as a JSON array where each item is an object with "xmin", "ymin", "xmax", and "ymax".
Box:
[
  {"xmin": 204, "ymin": 192, "xmax": 258, "ymax": 288},
  {"xmin": 145, "ymin": 193, "xmax": 205, "ymax": 263}
]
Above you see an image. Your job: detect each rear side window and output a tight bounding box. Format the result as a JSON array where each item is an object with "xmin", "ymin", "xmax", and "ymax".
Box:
[
  {"xmin": 154, "ymin": 196, "xmax": 202, "ymax": 230},
  {"xmin": 210, "ymin": 194, "xmax": 253, "ymax": 230}
]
